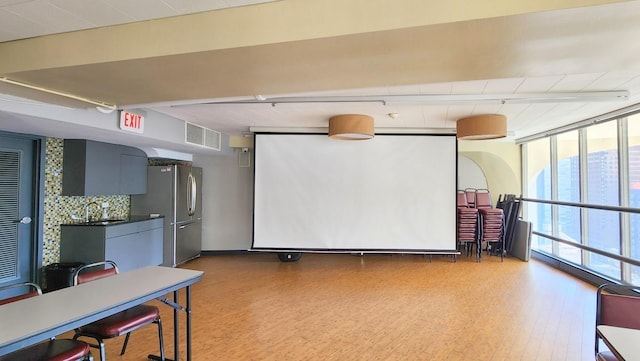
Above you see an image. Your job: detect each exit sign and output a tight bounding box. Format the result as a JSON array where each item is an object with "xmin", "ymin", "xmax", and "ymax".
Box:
[{"xmin": 119, "ymin": 110, "xmax": 145, "ymax": 133}]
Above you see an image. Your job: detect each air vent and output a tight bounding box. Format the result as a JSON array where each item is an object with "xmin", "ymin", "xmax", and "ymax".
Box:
[{"xmin": 185, "ymin": 122, "xmax": 221, "ymax": 151}]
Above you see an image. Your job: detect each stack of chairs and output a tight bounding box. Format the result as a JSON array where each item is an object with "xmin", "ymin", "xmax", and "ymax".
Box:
[
  {"xmin": 457, "ymin": 190, "xmax": 480, "ymax": 261},
  {"xmin": 475, "ymin": 189, "xmax": 506, "ymax": 261}
]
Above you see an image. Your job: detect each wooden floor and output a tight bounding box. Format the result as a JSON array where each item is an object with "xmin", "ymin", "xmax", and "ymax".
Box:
[{"xmin": 65, "ymin": 253, "xmax": 600, "ymax": 361}]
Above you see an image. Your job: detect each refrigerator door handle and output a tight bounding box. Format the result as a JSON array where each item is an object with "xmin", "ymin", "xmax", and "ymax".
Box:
[
  {"xmin": 186, "ymin": 173, "xmax": 194, "ymax": 216},
  {"xmin": 189, "ymin": 173, "xmax": 197, "ymax": 216}
]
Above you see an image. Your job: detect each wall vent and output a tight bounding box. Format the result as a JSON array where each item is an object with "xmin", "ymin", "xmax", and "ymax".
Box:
[{"xmin": 185, "ymin": 122, "xmax": 221, "ymax": 151}]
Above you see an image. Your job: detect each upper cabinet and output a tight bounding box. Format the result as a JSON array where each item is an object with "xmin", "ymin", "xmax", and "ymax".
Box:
[{"xmin": 62, "ymin": 139, "xmax": 148, "ymax": 196}]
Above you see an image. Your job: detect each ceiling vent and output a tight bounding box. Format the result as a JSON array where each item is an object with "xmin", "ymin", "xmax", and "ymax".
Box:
[{"xmin": 185, "ymin": 122, "xmax": 221, "ymax": 151}]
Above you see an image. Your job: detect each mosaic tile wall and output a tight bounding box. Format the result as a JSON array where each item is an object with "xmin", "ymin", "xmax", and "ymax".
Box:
[{"xmin": 42, "ymin": 138, "xmax": 130, "ymax": 265}]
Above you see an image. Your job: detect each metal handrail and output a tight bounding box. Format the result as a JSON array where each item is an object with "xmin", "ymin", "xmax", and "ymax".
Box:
[
  {"xmin": 521, "ymin": 197, "xmax": 640, "ymax": 267},
  {"xmin": 531, "ymin": 231, "xmax": 640, "ymax": 268},
  {"xmin": 520, "ymin": 197, "xmax": 640, "ymax": 214}
]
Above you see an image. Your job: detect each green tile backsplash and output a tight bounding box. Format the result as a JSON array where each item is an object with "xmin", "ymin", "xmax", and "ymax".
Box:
[{"xmin": 42, "ymin": 138, "xmax": 130, "ymax": 265}]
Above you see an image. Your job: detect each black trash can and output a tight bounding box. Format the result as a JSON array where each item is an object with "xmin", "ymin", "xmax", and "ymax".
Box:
[{"xmin": 42, "ymin": 262, "xmax": 84, "ymax": 293}]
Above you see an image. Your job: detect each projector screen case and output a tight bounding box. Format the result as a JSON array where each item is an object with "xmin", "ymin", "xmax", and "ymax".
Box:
[{"xmin": 252, "ymin": 133, "xmax": 458, "ymax": 253}]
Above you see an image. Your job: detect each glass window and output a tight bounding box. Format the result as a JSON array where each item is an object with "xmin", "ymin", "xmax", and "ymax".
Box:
[
  {"xmin": 628, "ymin": 113, "xmax": 640, "ymax": 283},
  {"xmin": 585, "ymin": 121, "xmax": 620, "ymax": 277},
  {"xmin": 556, "ymin": 131, "xmax": 581, "ymax": 263},
  {"xmin": 521, "ymin": 109, "xmax": 640, "ymax": 284},
  {"xmin": 587, "ymin": 249, "xmax": 620, "ymax": 280},
  {"xmin": 525, "ymin": 138, "xmax": 551, "ymax": 251}
]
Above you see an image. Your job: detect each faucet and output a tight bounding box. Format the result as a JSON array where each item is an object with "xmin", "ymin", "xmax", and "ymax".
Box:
[{"xmin": 84, "ymin": 202, "xmax": 100, "ymax": 222}]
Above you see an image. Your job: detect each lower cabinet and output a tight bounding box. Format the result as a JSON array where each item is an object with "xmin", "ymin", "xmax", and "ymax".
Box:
[{"xmin": 60, "ymin": 218, "xmax": 163, "ymax": 273}]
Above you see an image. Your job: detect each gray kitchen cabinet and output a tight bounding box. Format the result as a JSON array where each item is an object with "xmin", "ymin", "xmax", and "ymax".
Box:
[
  {"xmin": 60, "ymin": 217, "xmax": 164, "ymax": 273},
  {"xmin": 62, "ymin": 139, "xmax": 147, "ymax": 196},
  {"xmin": 119, "ymin": 152, "xmax": 148, "ymax": 195}
]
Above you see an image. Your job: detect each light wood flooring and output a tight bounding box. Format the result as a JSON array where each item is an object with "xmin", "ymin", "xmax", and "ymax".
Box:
[{"xmin": 63, "ymin": 253, "xmax": 600, "ymax": 361}]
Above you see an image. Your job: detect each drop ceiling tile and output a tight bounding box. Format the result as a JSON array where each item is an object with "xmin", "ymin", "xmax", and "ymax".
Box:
[
  {"xmin": 419, "ymin": 82, "xmax": 452, "ymax": 95},
  {"xmin": 516, "ymin": 76, "xmax": 564, "ymax": 93},
  {"xmin": 7, "ymin": 0, "xmax": 94, "ymax": 32},
  {"xmin": 619, "ymin": 73, "xmax": 640, "ymax": 88},
  {"xmin": 550, "ymin": 73, "xmax": 604, "ymax": 91},
  {"xmin": 161, "ymin": 0, "xmax": 228, "ymax": 13},
  {"xmin": 420, "ymin": 106, "xmax": 450, "ymax": 128},
  {"xmin": 0, "ymin": 0, "xmax": 30, "ymax": 5},
  {"xmin": 232, "ymin": 0, "xmax": 279, "ymax": 5},
  {"xmin": 49, "ymin": 0, "xmax": 134, "ymax": 26},
  {"xmin": 471, "ymin": 103, "xmax": 504, "ymax": 115},
  {"xmin": 584, "ymin": 71, "xmax": 640, "ymax": 90},
  {"xmin": 482, "ymin": 78, "xmax": 523, "ymax": 94},
  {"xmin": 446, "ymin": 104, "xmax": 476, "ymax": 120},
  {"xmin": 451, "ymin": 80, "xmax": 487, "ymax": 94},
  {"xmin": 0, "ymin": 8, "xmax": 42, "ymax": 41},
  {"xmin": 384, "ymin": 84, "xmax": 422, "ymax": 95},
  {"xmin": 105, "ymin": 0, "xmax": 176, "ymax": 21}
]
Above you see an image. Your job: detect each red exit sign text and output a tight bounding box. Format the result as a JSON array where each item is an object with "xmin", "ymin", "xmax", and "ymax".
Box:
[{"xmin": 119, "ymin": 111, "xmax": 145, "ymax": 133}]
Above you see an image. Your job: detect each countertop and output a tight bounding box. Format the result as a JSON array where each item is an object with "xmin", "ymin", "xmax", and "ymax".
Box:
[{"xmin": 61, "ymin": 215, "xmax": 164, "ymax": 226}]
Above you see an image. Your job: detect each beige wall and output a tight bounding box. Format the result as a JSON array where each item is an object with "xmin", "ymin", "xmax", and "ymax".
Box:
[{"xmin": 458, "ymin": 140, "xmax": 521, "ymax": 199}]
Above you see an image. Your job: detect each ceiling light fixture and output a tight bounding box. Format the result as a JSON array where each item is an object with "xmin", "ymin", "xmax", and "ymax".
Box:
[
  {"xmin": 456, "ymin": 114, "xmax": 507, "ymax": 140},
  {"xmin": 328, "ymin": 114, "xmax": 374, "ymax": 140},
  {"xmin": 0, "ymin": 77, "xmax": 117, "ymax": 110}
]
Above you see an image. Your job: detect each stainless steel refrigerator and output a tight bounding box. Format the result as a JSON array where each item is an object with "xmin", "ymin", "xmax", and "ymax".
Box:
[{"xmin": 130, "ymin": 165, "xmax": 202, "ymax": 267}]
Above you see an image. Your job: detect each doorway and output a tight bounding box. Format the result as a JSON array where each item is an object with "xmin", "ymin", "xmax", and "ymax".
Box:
[{"xmin": 0, "ymin": 132, "xmax": 43, "ymax": 289}]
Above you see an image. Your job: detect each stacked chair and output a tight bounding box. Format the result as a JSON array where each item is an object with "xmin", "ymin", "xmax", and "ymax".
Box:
[
  {"xmin": 475, "ymin": 189, "xmax": 506, "ymax": 261},
  {"xmin": 457, "ymin": 190, "xmax": 480, "ymax": 261},
  {"xmin": 463, "ymin": 188, "xmax": 477, "ymax": 208}
]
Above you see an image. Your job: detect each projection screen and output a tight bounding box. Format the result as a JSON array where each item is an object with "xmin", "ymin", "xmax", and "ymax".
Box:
[{"xmin": 252, "ymin": 133, "xmax": 457, "ymax": 253}]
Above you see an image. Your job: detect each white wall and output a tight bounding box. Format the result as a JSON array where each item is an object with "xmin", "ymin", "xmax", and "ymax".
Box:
[
  {"xmin": 458, "ymin": 155, "xmax": 488, "ymax": 190},
  {"xmin": 193, "ymin": 150, "xmax": 254, "ymax": 251}
]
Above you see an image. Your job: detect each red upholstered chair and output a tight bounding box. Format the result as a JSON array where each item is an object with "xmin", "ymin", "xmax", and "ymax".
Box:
[
  {"xmin": 72, "ymin": 261, "xmax": 165, "ymax": 361},
  {"xmin": 464, "ymin": 188, "xmax": 477, "ymax": 208},
  {"xmin": 0, "ymin": 283, "xmax": 93, "ymax": 361},
  {"xmin": 595, "ymin": 284, "xmax": 640, "ymax": 361}
]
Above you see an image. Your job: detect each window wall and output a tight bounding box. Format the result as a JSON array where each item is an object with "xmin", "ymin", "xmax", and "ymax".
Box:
[
  {"xmin": 525, "ymin": 138, "xmax": 551, "ymax": 253},
  {"xmin": 556, "ymin": 130, "xmax": 581, "ymax": 264},
  {"xmin": 523, "ymin": 110, "xmax": 640, "ymax": 284}
]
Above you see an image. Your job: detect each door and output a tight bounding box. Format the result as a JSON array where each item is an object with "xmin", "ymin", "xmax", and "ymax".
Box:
[{"xmin": 0, "ymin": 134, "xmax": 37, "ymax": 289}]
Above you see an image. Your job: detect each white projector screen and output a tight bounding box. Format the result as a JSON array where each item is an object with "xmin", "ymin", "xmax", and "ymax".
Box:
[{"xmin": 252, "ymin": 133, "xmax": 457, "ymax": 252}]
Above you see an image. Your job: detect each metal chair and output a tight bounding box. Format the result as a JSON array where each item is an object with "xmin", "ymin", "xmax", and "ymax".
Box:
[
  {"xmin": 595, "ymin": 283, "xmax": 640, "ymax": 361},
  {"xmin": 72, "ymin": 261, "xmax": 165, "ymax": 361},
  {"xmin": 0, "ymin": 282, "xmax": 93, "ymax": 361}
]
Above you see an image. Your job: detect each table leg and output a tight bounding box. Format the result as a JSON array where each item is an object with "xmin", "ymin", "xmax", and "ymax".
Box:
[
  {"xmin": 186, "ymin": 285, "xmax": 192, "ymax": 361},
  {"xmin": 174, "ymin": 290, "xmax": 179, "ymax": 360},
  {"xmin": 149, "ymin": 290, "xmax": 181, "ymax": 361}
]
